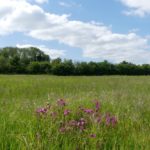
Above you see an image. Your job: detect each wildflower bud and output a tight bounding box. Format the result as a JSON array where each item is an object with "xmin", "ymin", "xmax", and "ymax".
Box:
[
  {"xmin": 94, "ymin": 100, "xmax": 100, "ymax": 112},
  {"xmin": 64, "ymin": 109, "xmax": 71, "ymax": 116},
  {"xmin": 59, "ymin": 127, "xmax": 66, "ymax": 133},
  {"xmin": 84, "ymin": 109, "xmax": 94, "ymax": 114},
  {"xmin": 57, "ymin": 99, "xmax": 66, "ymax": 107},
  {"xmin": 90, "ymin": 134, "xmax": 96, "ymax": 138}
]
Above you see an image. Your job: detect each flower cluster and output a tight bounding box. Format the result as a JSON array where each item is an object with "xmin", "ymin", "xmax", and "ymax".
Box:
[
  {"xmin": 57, "ymin": 99, "xmax": 66, "ymax": 107},
  {"xmin": 36, "ymin": 99, "xmax": 118, "ymax": 138},
  {"xmin": 36, "ymin": 103, "xmax": 51, "ymax": 116},
  {"xmin": 36, "ymin": 108, "xmax": 47, "ymax": 115},
  {"xmin": 105, "ymin": 113, "xmax": 118, "ymax": 127}
]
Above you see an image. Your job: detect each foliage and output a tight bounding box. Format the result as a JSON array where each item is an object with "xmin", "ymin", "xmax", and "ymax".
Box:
[
  {"xmin": 1, "ymin": 47, "xmax": 150, "ymax": 75},
  {"xmin": 0, "ymin": 47, "xmax": 50, "ymax": 74}
]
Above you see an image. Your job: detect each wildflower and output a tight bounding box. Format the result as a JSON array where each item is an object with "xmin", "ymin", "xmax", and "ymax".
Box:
[
  {"xmin": 94, "ymin": 100, "xmax": 100, "ymax": 112},
  {"xmin": 80, "ymin": 118, "xmax": 85, "ymax": 122},
  {"xmin": 90, "ymin": 134, "xmax": 96, "ymax": 138},
  {"xmin": 64, "ymin": 109, "xmax": 71, "ymax": 116},
  {"xmin": 57, "ymin": 99, "xmax": 66, "ymax": 107},
  {"xmin": 105, "ymin": 113, "xmax": 118, "ymax": 127},
  {"xmin": 36, "ymin": 107, "xmax": 47, "ymax": 115},
  {"xmin": 105, "ymin": 113, "xmax": 111, "ymax": 126},
  {"xmin": 76, "ymin": 118, "xmax": 86, "ymax": 131},
  {"xmin": 84, "ymin": 109, "xmax": 94, "ymax": 114},
  {"xmin": 59, "ymin": 127, "xmax": 66, "ymax": 133},
  {"xmin": 80, "ymin": 121, "xmax": 85, "ymax": 126},
  {"xmin": 111, "ymin": 116, "xmax": 117, "ymax": 127}
]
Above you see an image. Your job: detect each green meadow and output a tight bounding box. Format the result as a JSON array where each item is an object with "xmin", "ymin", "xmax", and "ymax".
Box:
[{"xmin": 0, "ymin": 75, "xmax": 150, "ymax": 149}]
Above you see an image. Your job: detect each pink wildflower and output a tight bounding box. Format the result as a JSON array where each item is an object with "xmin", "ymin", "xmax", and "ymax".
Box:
[
  {"xmin": 111, "ymin": 116, "xmax": 118, "ymax": 127},
  {"xmin": 64, "ymin": 109, "xmax": 71, "ymax": 116},
  {"xmin": 94, "ymin": 100, "xmax": 100, "ymax": 112},
  {"xmin": 105, "ymin": 113, "xmax": 111, "ymax": 126},
  {"xmin": 84, "ymin": 109, "xmax": 94, "ymax": 114},
  {"xmin": 76, "ymin": 118, "xmax": 86, "ymax": 131},
  {"xmin": 36, "ymin": 107, "xmax": 47, "ymax": 115},
  {"xmin": 57, "ymin": 99, "xmax": 66, "ymax": 107},
  {"xmin": 59, "ymin": 127, "xmax": 66, "ymax": 133},
  {"xmin": 105, "ymin": 113, "xmax": 118, "ymax": 127},
  {"xmin": 90, "ymin": 134, "xmax": 96, "ymax": 138}
]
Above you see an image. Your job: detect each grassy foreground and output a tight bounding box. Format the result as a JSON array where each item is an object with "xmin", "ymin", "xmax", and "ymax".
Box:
[{"xmin": 0, "ymin": 75, "xmax": 150, "ymax": 149}]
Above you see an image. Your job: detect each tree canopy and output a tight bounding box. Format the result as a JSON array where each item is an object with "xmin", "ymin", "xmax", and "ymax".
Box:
[{"xmin": 0, "ymin": 47, "xmax": 150, "ymax": 75}]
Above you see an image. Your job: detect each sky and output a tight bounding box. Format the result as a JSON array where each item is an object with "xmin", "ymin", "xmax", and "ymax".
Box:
[{"xmin": 0, "ymin": 0, "xmax": 150, "ymax": 64}]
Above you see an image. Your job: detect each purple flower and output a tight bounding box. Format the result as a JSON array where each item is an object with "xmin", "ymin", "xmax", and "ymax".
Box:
[
  {"xmin": 76, "ymin": 118, "xmax": 86, "ymax": 131},
  {"xmin": 105, "ymin": 113, "xmax": 111, "ymax": 126},
  {"xmin": 36, "ymin": 107, "xmax": 47, "ymax": 115},
  {"xmin": 94, "ymin": 100, "xmax": 100, "ymax": 112},
  {"xmin": 105, "ymin": 113, "xmax": 118, "ymax": 127},
  {"xmin": 57, "ymin": 99, "xmax": 66, "ymax": 107},
  {"xmin": 59, "ymin": 127, "xmax": 66, "ymax": 133},
  {"xmin": 84, "ymin": 109, "xmax": 94, "ymax": 114},
  {"xmin": 111, "ymin": 116, "xmax": 118, "ymax": 127},
  {"xmin": 90, "ymin": 134, "xmax": 96, "ymax": 138},
  {"xmin": 64, "ymin": 109, "xmax": 71, "ymax": 116}
]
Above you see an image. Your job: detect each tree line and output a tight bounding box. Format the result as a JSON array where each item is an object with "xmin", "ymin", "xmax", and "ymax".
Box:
[{"xmin": 0, "ymin": 47, "xmax": 150, "ymax": 75}]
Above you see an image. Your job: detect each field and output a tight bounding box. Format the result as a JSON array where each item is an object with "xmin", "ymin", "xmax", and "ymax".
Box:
[{"xmin": 0, "ymin": 75, "xmax": 150, "ymax": 150}]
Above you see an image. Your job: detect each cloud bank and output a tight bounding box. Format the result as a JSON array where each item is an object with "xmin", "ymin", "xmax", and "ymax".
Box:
[
  {"xmin": 0, "ymin": 0, "xmax": 150, "ymax": 63},
  {"xmin": 120, "ymin": 0, "xmax": 150, "ymax": 17},
  {"xmin": 34, "ymin": 0, "xmax": 48, "ymax": 4},
  {"xmin": 16, "ymin": 44, "xmax": 65, "ymax": 59}
]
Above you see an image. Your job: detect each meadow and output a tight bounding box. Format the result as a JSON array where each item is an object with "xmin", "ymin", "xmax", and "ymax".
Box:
[{"xmin": 0, "ymin": 75, "xmax": 150, "ymax": 150}]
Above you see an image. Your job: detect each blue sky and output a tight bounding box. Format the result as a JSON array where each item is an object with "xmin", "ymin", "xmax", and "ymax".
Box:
[{"xmin": 0, "ymin": 0, "xmax": 150, "ymax": 63}]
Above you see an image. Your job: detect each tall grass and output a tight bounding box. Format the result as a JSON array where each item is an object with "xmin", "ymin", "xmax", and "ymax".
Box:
[{"xmin": 0, "ymin": 75, "xmax": 150, "ymax": 149}]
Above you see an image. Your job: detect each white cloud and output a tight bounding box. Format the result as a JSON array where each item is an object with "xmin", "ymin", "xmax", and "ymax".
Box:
[
  {"xmin": 59, "ymin": 1, "xmax": 82, "ymax": 8},
  {"xmin": 34, "ymin": 0, "xmax": 48, "ymax": 4},
  {"xmin": 120, "ymin": 0, "xmax": 150, "ymax": 17},
  {"xmin": 129, "ymin": 28, "xmax": 139, "ymax": 33},
  {"xmin": 0, "ymin": 0, "xmax": 150, "ymax": 64},
  {"xmin": 16, "ymin": 44, "xmax": 66, "ymax": 59},
  {"xmin": 59, "ymin": 2, "xmax": 72, "ymax": 8},
  {"xmin": 0, "ymin": 0, "xmax": 68, "ymax": 35}
]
